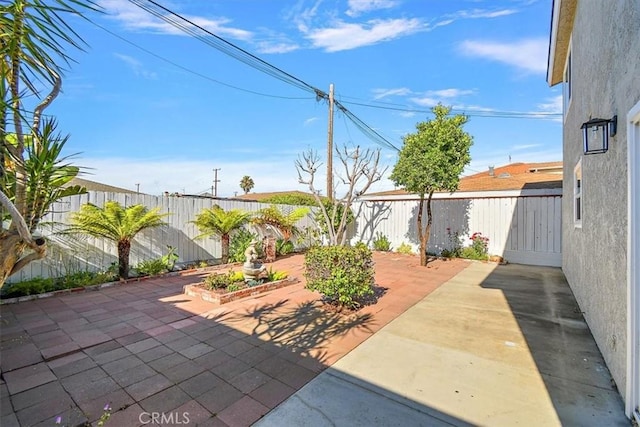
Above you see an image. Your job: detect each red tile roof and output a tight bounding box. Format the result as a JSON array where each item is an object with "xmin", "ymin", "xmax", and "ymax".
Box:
[{"xmin": 367, "ymin": 161, "xmax": 563, "ymax": 196}]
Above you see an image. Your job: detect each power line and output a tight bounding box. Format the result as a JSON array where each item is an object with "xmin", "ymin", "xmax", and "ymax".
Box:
[
  {"xmin": 335, "ymin": 100, "xmax": 400, "ymax": 151},
  {"xmin": 94, "ymin": 13, "xmax": 558, "ymax": 122},
  {"xmin": 339, "ymin": 98, "xmax": 562, "ymax": 120},
  {"xmin": 127, "ymin": 0, "xmax": 322, "ymax": 97},
  {"xmin": 88, "ymin": 19, "xmax": 313, "ymax": 100},
  {"xmin": 126, "ymin": 0, "xmax": 401, "ymax": 152}
]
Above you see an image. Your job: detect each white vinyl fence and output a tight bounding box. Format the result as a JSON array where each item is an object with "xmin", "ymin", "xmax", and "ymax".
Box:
[
  {"xmin": 7, "ymin": 192, "xmax": 317, "ymax": 283},
  {"xmin": 352, "ymin": 190, "xmax": 562, "ymax": 267}
]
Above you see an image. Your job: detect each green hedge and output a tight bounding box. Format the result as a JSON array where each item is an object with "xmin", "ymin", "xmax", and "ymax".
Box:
[{"xmin": 304, "ymin": 243, "xmax": 374, "ymax": 308}]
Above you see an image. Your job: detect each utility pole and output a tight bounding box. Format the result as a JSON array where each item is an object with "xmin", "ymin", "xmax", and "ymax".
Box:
[
  {"xmin": 327, "ymin": 83, "xmax": 334, "ymax": 201},
  {"xmin": 212, "ymin": 168, "xmax": 221, "ymax": 198},
  {"xmin": 135, "ymin": 183, "xmax": 140, "ymax": 194}
]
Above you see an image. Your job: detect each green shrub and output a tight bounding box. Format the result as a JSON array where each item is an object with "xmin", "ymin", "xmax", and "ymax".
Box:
[
  {"xmin": 203, "ymin": 273, "xmax": 229, "ymax": 290},
  {"xmin": 440, "ymin": 248, "xmax": 454, "ymax": 258},
  {"xmin": 261, "ymin": 193, "xmax": 320, "ymax": 206},
  {"xmin": 203, "ymin": 270, "xmax": 245, "ymax": 290},
  {"xmin": 1, "ymin": 270, "xmax": 118, "ymax": 299},
  {"xmin": 276, "ymin": 239, "xmax": 295, "ymax": 256},
  {"xmin": 229, "ymin": 228, "xmax": 261, "ymax": 263},
  {"xmin": 226, "ymin": 283, "xmax": 242, "ymax": 292},
  {"xmin": 136, "ymin": 259, "xmax": 168, "ymax": 276},
  {"xmin": 443, "ymin": 228, "xmax": 462, "ymax": 258},
  {"xmin": 304, "ymin": 243, "xmax": 374, "ymax": 308},
  {"xmin": 1, "ymin": 277, "xmax": 56, "ymax": 298},
  {"xmin": 459, "ymin": 247, "xmax": 485, "ymax": 260},
  {"xmin": 60, "ymin": 271, "xmax": 115, "ymax": 288},
  {"xmin": 458, "ymin": 232, "xmax": 489, "ymax": 260},
  {"xmin": 315, "ymin": 201, "xmax": 354, "ymax": 237},
  {"xmin": 161, "ymin": 245, "xmax": 179, "ymax": 271},
  {"xmin": 372, "ymin": 232, "xmax": 391, "ymax": 251},
  {"xmin": 227, "ymin": 270, "xmax": 244, "ymax": 282},
  {"xmin": 266, "ymin": 267, "xmax": 288, "ymax": 282},
  {"xmin": 396, "ymin": 242, "xmax": 414, "ymax": 255}
]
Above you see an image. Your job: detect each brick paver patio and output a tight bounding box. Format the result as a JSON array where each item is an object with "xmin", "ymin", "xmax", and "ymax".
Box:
[{"xmin": 0, "ymin": 252, "xmax": 468, "ymax": 426}]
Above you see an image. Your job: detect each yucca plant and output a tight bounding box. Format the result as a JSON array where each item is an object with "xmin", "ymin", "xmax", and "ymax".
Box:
[{"xmin": 0, "ymin": 0, "xmax": 100, "ymax": 287}]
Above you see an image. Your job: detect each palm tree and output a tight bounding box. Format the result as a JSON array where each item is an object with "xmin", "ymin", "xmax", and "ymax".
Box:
[
  {"xmin": 252, "ymin": 205, "xmax": 310, "ymax": 243},
  {"xmin": 67, "ymin": 201, "xmax": 168, "ymax": 279},
  {"xmin": 192, "ymin": 206, "xmax": 251, "ymax": 264},
  {"xmin": 0, "ymin": 0, "xmax": 98, "ymax": 287},
  {"xmin": 239, "ymin": 176, "xmax": 254, "ymax": 194}
]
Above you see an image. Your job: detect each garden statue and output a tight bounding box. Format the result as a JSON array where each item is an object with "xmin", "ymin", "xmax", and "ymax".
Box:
[
  {"xmin": 243, "ymin": 240, "xmax": 266, "ymax": 281},
  {"xmin": 263, "ymin": 235, "xmax": 276, "ymax": 263}
]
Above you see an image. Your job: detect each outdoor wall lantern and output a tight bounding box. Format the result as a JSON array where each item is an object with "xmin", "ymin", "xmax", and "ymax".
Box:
[{"xmin": 581, "ymin": 115, "xmax": 617, "ymax": 155}]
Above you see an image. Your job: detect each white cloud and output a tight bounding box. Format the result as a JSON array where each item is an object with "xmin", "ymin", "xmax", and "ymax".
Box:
[
  {"xmin": 305, "ymin": 18, "xmax": 424, "ymax": 52},
  {"xmin": 372, "ymin": 87, "xmax": 411, "ymax": 100},
  {"xmin": 113, "ymin": 53, "xmax": 157, "ymax": 79},
  {"xmin": 459, "ymin": 38, "xmax": 548, "ymax": 74},
  {"xmin": 409, "ymin": 88, "xmax": 475, "ymax": 107},
  {"xmin": 452, "ymin": 8, "xmax": 518, "ymax": 19},
  {"xmin": 346, "ymin": 0, "xmax": 399, "ymax": 17},
  {"xmin": 304, "ymin": 117, "xmax": 319, "ymax": 126},
  {"xmin": 536, "ymin": 95, "xmax": 562, "ymax": 114},
  {"xmin": 98, "ymin": 0, "xmax": 252, "ymax": 40},
  {"xmin": 255, "ymin": 41, "xmax": 300, "ymax": 54},
  {"xmin": 428, "ymin": 88, "xmax": 475, "ymax": 98},
  {"xmin": 410, "ymin": 96, "xmax": 439, "ymax": 107}
]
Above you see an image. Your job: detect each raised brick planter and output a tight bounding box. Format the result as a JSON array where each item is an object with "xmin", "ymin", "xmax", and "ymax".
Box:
[{"xmin": 183, "ymin": 278, "xmax": 299, "ymax": 304}]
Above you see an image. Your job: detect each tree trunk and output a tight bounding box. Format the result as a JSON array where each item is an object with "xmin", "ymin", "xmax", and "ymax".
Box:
[
  {"xmin": 422, "ymin": 190, "xmax": 434, "ymax": 266},
  {"xmin": 0, "ymin": 232, "xmax": 27, "ymax": 287},
  {"xmin": 117, "ymin": 240, "xmax": 131, "ymax": 280},
  {"xmin": 221, "ymin": 233, "xmax": 230, "ymax": 264},
  {"xmin": 417, "ymin": 195, "xmax": 426, "ymax": 266},
  {"xmin": 417, "ymin": 190, "xmax": 434, "ymax": 267}
]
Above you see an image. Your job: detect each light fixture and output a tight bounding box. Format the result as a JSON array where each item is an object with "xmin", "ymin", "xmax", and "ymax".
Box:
[{"xmin": 581, "ymin": 115, "xmax": 617, "ymax": 155}]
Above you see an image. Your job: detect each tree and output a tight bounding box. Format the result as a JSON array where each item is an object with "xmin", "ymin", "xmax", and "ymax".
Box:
[
  {"xmin": 66, "ymin": 201, "xmax": 169, "ymax": 279},
  {"xmin": 296, "ymin": 145, "xmax": 385, "ymax": 246},
  {"xmin": 0, "ymin": 0, "xmax": 98, "ymax": 287},
  {"xmin": 252, "ymin": 204, "xmax": 310, "ymax": 242},
  {"xmin": 239, "ymin": 175, "xmax": 254, "ymax": 194},
  {"xmin": 390, "ymin": 104, "xmax": 473, "ymax": 266},
  {"xmin": 192, "ymin": 206, "xmax": 251, "ymax": 264}
]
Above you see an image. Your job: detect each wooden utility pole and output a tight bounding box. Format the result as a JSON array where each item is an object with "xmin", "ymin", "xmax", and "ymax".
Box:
[
  {"xmin": 212, "ymin": 168, "xmax": 221, "ymax": 197},
  {"xmin": 327, "ymin": 83, "xmax": 334, "ymax": 201}
]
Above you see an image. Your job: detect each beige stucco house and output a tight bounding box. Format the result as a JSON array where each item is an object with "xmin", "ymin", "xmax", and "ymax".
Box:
[{"xmin": 547, "ymin": 0, "xmax": 639, "ymax": 421}]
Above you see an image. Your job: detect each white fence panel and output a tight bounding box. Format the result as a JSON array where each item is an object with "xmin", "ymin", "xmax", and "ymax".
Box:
[
  {"xmin": 8, "ymin": 193, "xmax": 317, "ymax": 283},
  {"xmin": 352, "ymin": 193, "xmax": 562, "ymax": 267}
]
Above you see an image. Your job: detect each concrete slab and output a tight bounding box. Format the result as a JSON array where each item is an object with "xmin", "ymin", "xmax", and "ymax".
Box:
[
  {"xmin": 255, "ymin": 369, "xmax": 469, "ymax": 427},
  {"xmin": 258, "ymin": 262, "xmax": 629, "ymax": 427}
]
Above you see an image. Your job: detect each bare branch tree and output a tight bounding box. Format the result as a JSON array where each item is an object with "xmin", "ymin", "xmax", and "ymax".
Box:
[{"xmin": 296, "ymin": 145, "xmax": 386, "ymax": 245}]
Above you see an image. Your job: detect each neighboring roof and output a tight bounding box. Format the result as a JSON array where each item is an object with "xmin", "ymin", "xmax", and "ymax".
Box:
[
  {"xmin": 547, "ymin": 0, "xmax": 577, "ymax": 85},
  {"xmin": 68, "ymin": 177, "xmax": 138, "ymax": 194},
  {"xmin": 366, "ymin": 161, "xmax": 563, "ymax": 198},
  {"xmin": 235, "ymin": 190, "xmax": 319, "ymax": 202}
]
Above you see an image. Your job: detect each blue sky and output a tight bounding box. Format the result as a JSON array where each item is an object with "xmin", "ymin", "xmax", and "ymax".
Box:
[{"xmin": 46, "ymin": 0, "xmax": 561, "ymax": 197}]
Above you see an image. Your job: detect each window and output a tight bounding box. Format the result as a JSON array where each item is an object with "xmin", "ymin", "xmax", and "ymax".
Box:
[
  {"xmin": 563, "ymin": 50, "xmax": 572, "ymax": 117},
  {"xmin": 574, "ymin": 159, "xmax": 582, "ymax": 226}
]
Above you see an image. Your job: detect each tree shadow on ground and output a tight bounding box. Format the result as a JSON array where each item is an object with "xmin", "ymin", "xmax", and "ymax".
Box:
[{"xmin": 222, "ymin": 299, "xmax": 375, "ymax": 365}]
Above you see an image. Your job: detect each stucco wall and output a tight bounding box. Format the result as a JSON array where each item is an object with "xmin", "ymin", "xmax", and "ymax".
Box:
[{"xmin": 561, "ymin": 0, "xmax": 640, "ymax": 401}]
